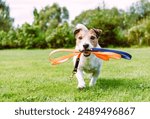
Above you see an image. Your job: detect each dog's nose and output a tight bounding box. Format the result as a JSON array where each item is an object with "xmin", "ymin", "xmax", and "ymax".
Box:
[{"xmin": 83, "ymin": 44, "xmax": 89, "ymax": 49}]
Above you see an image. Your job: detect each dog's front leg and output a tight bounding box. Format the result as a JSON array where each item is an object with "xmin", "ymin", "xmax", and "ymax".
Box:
[
  {"xmin": 89, "ymin": 70, "xmax": 100, "ymax": 87},
  {"xmin": 75, "ymin": 69, "xmax": 85, "ymax": 89}
]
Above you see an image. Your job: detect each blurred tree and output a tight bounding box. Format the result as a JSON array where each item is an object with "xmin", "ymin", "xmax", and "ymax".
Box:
[
  {"xmin": 32, "ymin": 3, "xmax": 70, "ymax": 48},
  {"xmin": 72, "ymin": 7, "xmax": 129, "ymax": 47},
  {"xmin": 128, "ymin": 0, "xmax": 150, "ymax": 21},
  {"xmin": 128, "ymin": 16, "xmax": 150, "ymax": 46},
  {"xmin": 128, "ymin": 1, "xmax": 143, "ymax": 21},
  {"xmin": 0, "ymin": 30, "xmax": 7, "ymax": 48},
  {"xmin": 0, "ymin": 0, "xmax": 13, "ymax": 31},
  {"xmin": 15, "ymin": 23, "xmax": 47, "ymax": 49},
  {"xmin": 1, "ymin": 1, "xmax": 150, "ymax": 49},
  {"xmin": 33, "ymin": 3, "xmax": 69, "ymax": 31},
  {"xmin": 46, "ymin": 22, "xmax": 74, "ymax": 48}
]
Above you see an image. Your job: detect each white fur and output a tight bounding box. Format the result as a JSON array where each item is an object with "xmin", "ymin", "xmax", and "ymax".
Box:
[
  {"xmin": 75, "ymin": 24, "xmax": 88, "ymax": 31},
  {"xmin": 73, "ymin": 24, "xmax": 102, "ymax": 89}
]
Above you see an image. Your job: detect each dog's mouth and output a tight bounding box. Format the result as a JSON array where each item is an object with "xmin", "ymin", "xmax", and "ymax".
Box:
[
  {"xmin": 83, "ymin": 51, "xmax": 91, "ymax": 57},
  {"xmin": 79, "ymin": 49, "xmax": 92, "ymax": 57}
]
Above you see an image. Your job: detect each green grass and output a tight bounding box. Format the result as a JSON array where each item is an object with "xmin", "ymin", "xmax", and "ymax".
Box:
[{"xmin": 0, "ymin": 48, "xmax": 150, "ymax": 102}]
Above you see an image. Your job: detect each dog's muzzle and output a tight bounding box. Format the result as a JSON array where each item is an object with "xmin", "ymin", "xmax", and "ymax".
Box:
[
  {"xmin": 83, "ymin": 51, "xmax": 91, "ymax": 57},
  {"xmin": 80, "ymin": 49, "xmax": 91, "ymax": 57},
  {"xmin": 82, "ymin": 44, "xmax": 91, "ymax": 57}
]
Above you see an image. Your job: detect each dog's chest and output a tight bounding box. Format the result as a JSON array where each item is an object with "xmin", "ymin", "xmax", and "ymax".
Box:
[{"xmin": 80, "ymin": 55, "xmax": 101, "ymax": 73}]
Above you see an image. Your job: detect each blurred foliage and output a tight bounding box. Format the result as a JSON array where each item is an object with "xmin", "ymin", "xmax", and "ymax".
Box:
[
  {"xmin": 45, "ymin": 22, "xmax": 74, "ymax": 48},
  {"xmin": 128, "ymin": 16, "xmax": 150, "ymax": 46},
  {"xmin": 72, "ymin": 7, "xmax": 129, "ymax": 47},
  {"xmin": 0, "ymin": 0, "xmax": 150, "ymax": 49},
  {"xmin": 0, "ymin": 0, "xmax": 13, "ymax": 31},
  {"xmin": 33, "ymin": 3, "xmax": 69, "ymax": 31}
]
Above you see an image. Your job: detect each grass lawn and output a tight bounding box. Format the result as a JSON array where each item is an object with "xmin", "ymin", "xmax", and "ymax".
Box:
[{"xmin": 0, "ymin": 48, "xmax": 150, "ymax": 102}]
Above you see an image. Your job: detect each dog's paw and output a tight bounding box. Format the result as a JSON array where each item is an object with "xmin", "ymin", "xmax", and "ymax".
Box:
[
  {"xmin": 89, "ymin": 78, "xmax": 97, "ymax": 87},
  {"xmin": 78, "ymin": 87, "xmax": 85, "ymax": 90},
  {"xmin": 77, "ymin": 84, "xmax": 85, "ymax": 89}
]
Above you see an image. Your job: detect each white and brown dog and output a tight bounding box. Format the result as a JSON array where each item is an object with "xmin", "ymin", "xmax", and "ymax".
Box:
[{"xmin": 73, "ymin": 24, "xmax": 103, "ymax": 89}]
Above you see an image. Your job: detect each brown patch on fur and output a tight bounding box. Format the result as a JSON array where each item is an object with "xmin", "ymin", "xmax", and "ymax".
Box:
[
  {"xmin": 74, "ymin": 29, "xmax": 81, "ymax": 35},
  {"xmin": 92, "ymin": 28, "xmax": 102, "ymax": 38},
  {"xmin": 74, "ymin": 28, "xmax": 102, "ymax": 48},
  {"xmin": 88, "ymin": 29, "xmax": 99, "ymax": 47},
  {"xmin": 75, "ymin": 30, "xmax": 86, "ymax": 46}
]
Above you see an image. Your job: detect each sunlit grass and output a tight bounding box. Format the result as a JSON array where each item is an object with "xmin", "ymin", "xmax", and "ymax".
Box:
[{"xmin": 0, "ymin": 48, "xmax": 150, "ymax": 101}]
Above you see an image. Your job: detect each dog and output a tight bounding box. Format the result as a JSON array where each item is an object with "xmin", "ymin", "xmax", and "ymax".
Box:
[{"xmin": 73, "ymin": 24, "xmax": 103, "ymax": 89}]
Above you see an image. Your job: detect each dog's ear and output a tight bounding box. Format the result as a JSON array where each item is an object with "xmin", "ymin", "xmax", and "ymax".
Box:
[
  {"xmin": 93, "ymin": 28, "xmax": 102, "ymax": 38},
  {"xmin": 74, "ymin": 28, "xmax": 81, "ymax": 36}
]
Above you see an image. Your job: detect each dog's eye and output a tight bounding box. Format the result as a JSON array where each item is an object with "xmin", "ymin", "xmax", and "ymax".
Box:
[
  {"xmin": 90, "ymin": 36, "xmax": 96, "ymax": 40},
  {"xmin": 78, "ymin": 36, "xmax": 83, "ymax": 40}
]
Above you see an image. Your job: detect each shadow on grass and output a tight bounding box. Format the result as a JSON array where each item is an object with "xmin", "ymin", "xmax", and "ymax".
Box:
[
  {"xmin": 83, "ymin": 77, "xmax": 149, "ymax": 91},
  {"xmin": 97, "ymin": 78, "xmax": 138, "ymax": 89}
]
